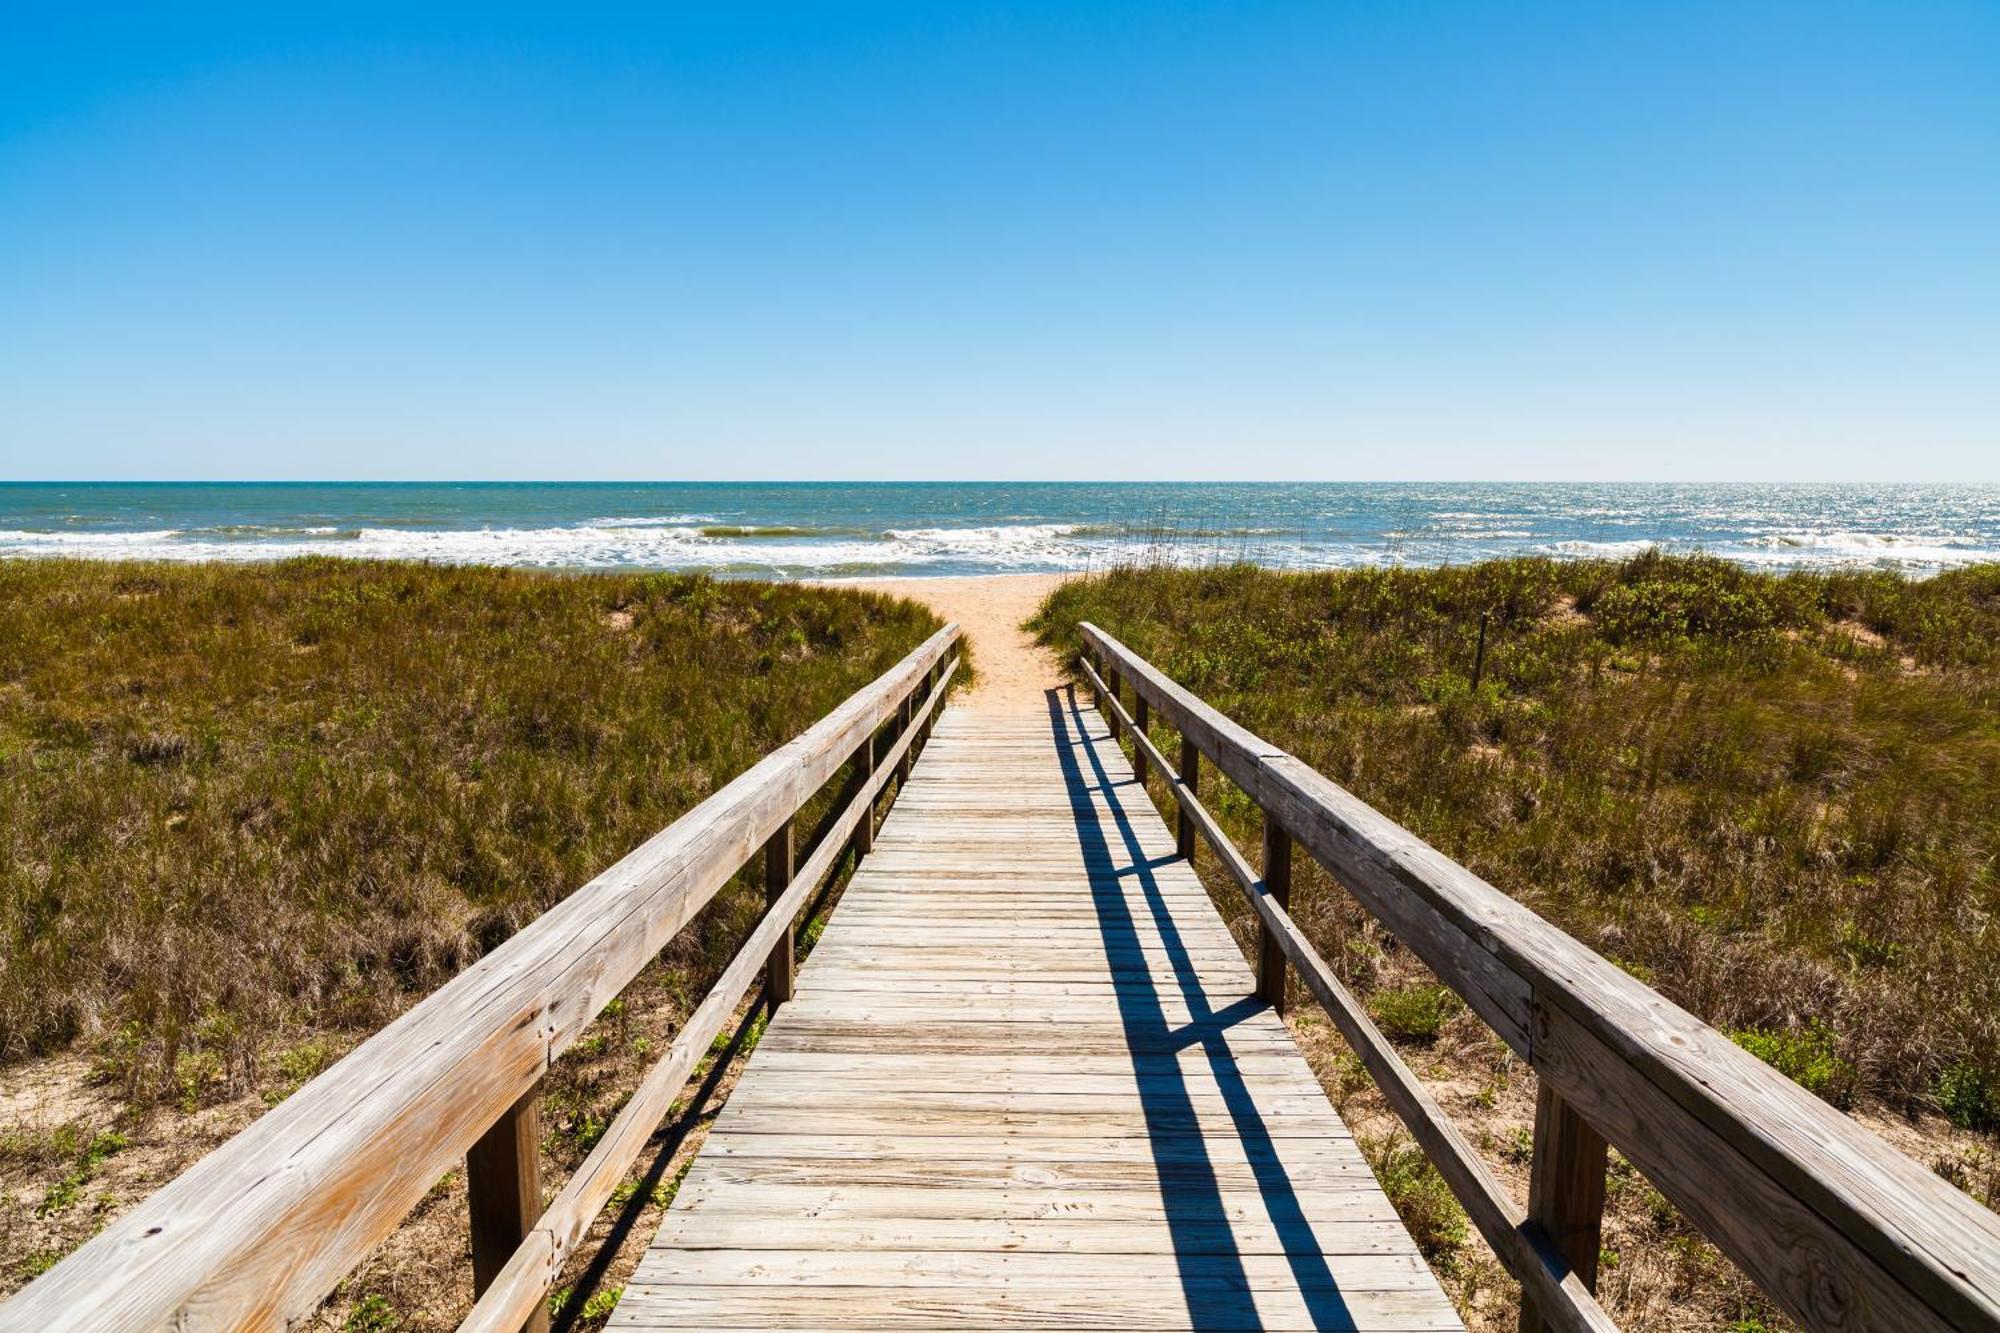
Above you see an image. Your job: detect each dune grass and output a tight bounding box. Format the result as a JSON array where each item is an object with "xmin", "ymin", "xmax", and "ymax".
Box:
[
  {"xmin": 0, "ymin": 558, "xmax": 940, "ymax": 1104},
  {"xmin": 1031, "ymin": 553, "xmax": 2000, "ymax": 1125}
]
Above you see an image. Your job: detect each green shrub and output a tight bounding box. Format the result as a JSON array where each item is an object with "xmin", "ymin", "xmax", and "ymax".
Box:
[
  {"xmin": 1033, "ymin": 555, "xmax": 2000, "ymax": 1115},
  {"xmin": 0, "ymin": 559, "xmax": 939, "ymax": 1096},
  {"xmin": 1936, "ymin": 1062, "xmax": 1999, "ymax": 1132},
  {"xmin": 33, "ymin": 1131, "xmax": 126, "ymax": 1218},
  {"xmin": 1731, "ymin": 1020, "xmax": 1855, "ymax": 1107},
  {"xmin": 1366, "ymin": 1136, "xmax": 1467, "ymax": 1260},
  {"xmin": 343, "ymin": 1295, "xmax": 398, "ymax": 1333},
  {"xmin": 1368, "ymin": 984, "xmax": 1464, "ymax": 1044}
]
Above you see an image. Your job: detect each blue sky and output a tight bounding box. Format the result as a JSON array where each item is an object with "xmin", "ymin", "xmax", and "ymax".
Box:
[{"xmin": 2, "ymin": 3, "xmax": 1995, "ymax": 481}]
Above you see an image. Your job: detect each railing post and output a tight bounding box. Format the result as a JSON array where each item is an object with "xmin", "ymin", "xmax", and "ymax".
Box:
[
  {"xmin": 1519, "ymin": 1082, "xmax": 1609, "ymax": 1333},
  {"xmin": 1105, "ymin": 666, "xmax": 1122, "ymax": 740},
  {"xmin": 467, "ymin": 1087, "xmax": 549, "ymax": 1333},
  {"xmin": 764, "ymin": 816, "xmax": 795, "ymax": 1014},
  {"xmin": 1176, "ymin": 733, "xmax": 1199, "ymax": 860},
  {"xmin": 1257, "ymin": 818, "xmax": 1292, "ymax": 1013},
  {"xmin": 1133, "ymin": 693, "xmax": 1150, "ymax": 786},
  {"xmin": 856, "ymin": 731, "xmax": 876, "ymax": 855},
  {"xmin": 1085, "ymin": 650, "xmax": 1101, "ymax": 709},
  {"xmin": 897, "ymin": 689, "xmax": 914, "ymax": 785}
]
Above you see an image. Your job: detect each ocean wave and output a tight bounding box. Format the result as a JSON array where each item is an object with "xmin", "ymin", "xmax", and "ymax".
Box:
[
  {"xmin": 1537, "ymin": 539, "xmax": 1663, "ymax": 558},
  {"xmin": 586, "ymin": 513, "xmax": 720, "ymax": 528},
  {"xmin": 1743, "ymin": 530, "xmax": 1978, "ymax": 551},
  {"xmin": 1731, "ymin": 530, "xmax": 1996, "ymax": 569},
  {"xmin": 3, "ymin": 509, "xmax": 1995, "ymax": 577},
  {"xmin": 0, "ymin": 519, "xmax": 1108, "ymax": 574},
  {"xmin": 0, "ymin": 527, "xmax": 184, "ymax": 546}
]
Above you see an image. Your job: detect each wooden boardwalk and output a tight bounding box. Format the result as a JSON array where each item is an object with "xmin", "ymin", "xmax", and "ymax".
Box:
[{"xmin": 611, "ymin": 691, "xmax": 1463, "ymax": 1331}]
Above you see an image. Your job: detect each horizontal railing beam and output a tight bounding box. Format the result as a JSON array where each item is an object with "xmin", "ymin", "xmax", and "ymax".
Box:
[
  {"xmin": 1079, "ymin": 624, "xmax": 2000, "ymax": 1333},
  {"xmin": 1076, "ymin": 655, "xmax": 1615, "ymax": 1333},
  {"xmin": 6, "ymin": 624, "xmax": 961, "ymax": 1332},
  {"xmin": 461, "ymin": 655, "xmax": 959, "ymax": 1333}
]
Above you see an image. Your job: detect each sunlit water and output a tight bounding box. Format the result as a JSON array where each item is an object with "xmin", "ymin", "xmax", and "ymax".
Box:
[{"xmin": 2, "ymin": 482, "xmax": 1996, "ymax": 578}]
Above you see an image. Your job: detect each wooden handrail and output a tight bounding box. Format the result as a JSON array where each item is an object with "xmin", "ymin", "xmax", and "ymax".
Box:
[
  {"xmin": 461, "ymin": 652, "xmax": 958, "ymax": 1332},
  {"xmin": 1076, "ymin": 652, "xmax": 1614, "ymax": 1333},
  {"xmin": 1078, "ymin": 622, "xmax": 2000, "ymax": 1333},
  {"xmin": 4, "ymin": 625, "xmax": 961, "ymax": 1332}
]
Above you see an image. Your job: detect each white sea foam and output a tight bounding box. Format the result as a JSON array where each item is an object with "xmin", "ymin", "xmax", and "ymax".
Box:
[
  {"xmin": 1537, "ymin": 539, "xmax": 1663, "ymax": 559},
  {"xmin": 1734, "ymin": 530, "xmax": 1993, "ymax": 569},
  {"xmin": 0, "ymin": 527, "xmax": 185, "ymax": 546},
  {"xmin": 0, "ymin": 519, "xmax": 1128, "ymax": 575},
  {"xmin": 3, "ymin": 500, "xmax": 1996, "ymax": 576},
  {"xmin": 586, "ymin": 513, "xmax": 720, "ymax": 528}
]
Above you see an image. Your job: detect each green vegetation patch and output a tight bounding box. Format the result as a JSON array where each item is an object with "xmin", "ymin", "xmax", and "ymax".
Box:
[
  {"xmin": 1730, "ymin": 1020, "xmax": 1856, "ymax": 1108},
  {"xmin": 1367, "ymin": 983, "xmax": 1464, "ymax": 1044},
  {"xmin": 1033, "ymin": 554, "xmax": 2000, "ymax": 1115},
  {"xmin": 0, "ymin": 559, "xmax": 938, "ymax": 1099},
  {"xmin": 1365, "ymin": 1134, "xmax": 1468, "ymax": 1260}
]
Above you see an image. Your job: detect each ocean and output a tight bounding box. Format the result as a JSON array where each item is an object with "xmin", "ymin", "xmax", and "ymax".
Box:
[{"xmin": 1, "ymin": 482, "xmax": 1996, "ymax": 578}]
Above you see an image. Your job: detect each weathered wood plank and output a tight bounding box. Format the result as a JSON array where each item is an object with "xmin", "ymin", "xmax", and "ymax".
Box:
[
  {"xmin": 2, "ymin": 628, "xmax": 961, "ymax": 1331},
  {"xmin": 1082, "ymin": 622, "xmax": 2000, "ymax": 1333},
  {"xmin": 611, "ymin": 698, "xmax": 1461, "ymax": 1333}
]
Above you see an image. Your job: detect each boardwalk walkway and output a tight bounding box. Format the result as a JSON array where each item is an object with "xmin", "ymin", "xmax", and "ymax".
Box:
[{"xmin": 611, "ymin": 690, "xmax": 1463, "ymax": 1331}]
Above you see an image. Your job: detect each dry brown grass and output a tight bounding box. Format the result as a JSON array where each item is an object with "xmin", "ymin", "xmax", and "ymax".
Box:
[
  {"xmin": 0, "ymin": 557, "xmax": 941, "ymax": 1318},
  {"xmin": 1034, "ymin": 553, "xmax": 2000, "ymax": 1332}
]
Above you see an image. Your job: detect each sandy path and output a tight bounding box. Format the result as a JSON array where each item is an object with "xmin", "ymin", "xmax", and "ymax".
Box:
[{"xmin": 826, "ymin": 573, "xmax": 1072, "ymax": 712}]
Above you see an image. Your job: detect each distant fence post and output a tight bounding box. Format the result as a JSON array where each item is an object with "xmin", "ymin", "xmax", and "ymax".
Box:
[
  {"xmin": 467, "ymin": 1087, "xmax": 549, "ymax": 1333},
  {"xmin": 1519, "ymin": 1083, "xmax": 1609, "ymax": 1333},
  {"xmin": 764, "ymin": 817, "xmax": 796, "ymax": 1013},
  {"xmin": 1257, "ymin": 820, "xmax": 1292, "ymax": 1013},
  {"xmin": 1133, "ymin": 694, "xmax": 1151, "ymax": 785},
  {"xmin": 897, "ymin": 689, "xmax": 914, "ymax": 785},
  {"xmin": 1176, "ymin": 733, "xmax": 1199, "ymax": 860},
  {"xmin": 856, "ymin": 730, "xmax": 877, "ymax": 855}
]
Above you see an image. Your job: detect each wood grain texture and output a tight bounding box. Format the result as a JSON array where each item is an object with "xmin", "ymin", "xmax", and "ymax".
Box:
[
  {"xmin": 466, "ymin": 1087, "xmax": 549, "ymax": 1333},
  {"xmin": 1080, "ymin": 623, "xmax": 2000, "ymax": 1333},
  {"xmin": 0, "ymin": 627, "xmax": 959, "ymax": 1332},
  {"xmin": 764, "ymin": 818, "xmax": 797, "ymax": 1012},
  {"xmin": 1520, "ymin": 1087, "xmax": 1608, "ymax": 1333},
  {"xmin": 609, "ymin": 693, "xmax": 1463, "ymax": 1333},
  {"xmin": 459, "ymin": 657, "xmax": 960, "ymax": 1333},
  {"xmin": 1079, "ymin": 653, "xmax": 1612, "ymax": 1333}
]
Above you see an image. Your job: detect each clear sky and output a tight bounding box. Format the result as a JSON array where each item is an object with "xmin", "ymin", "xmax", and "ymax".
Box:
[{"xmin": 2, "ymin": 3, "xmax": 1995, "ymax": 481}]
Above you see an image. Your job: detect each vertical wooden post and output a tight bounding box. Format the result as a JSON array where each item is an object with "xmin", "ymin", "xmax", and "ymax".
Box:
[
  {"xmin": 856, "ymin": 732, "xmax": 876, "ymax": 855},
  {"xmin": 764, "ymin": 817, "xmax": 795, "ymax": 1015},
  {"xmin": 1519, "ymin": 1083, "xmax": 1610, "ymax": 1333},
  {"xmin": 1105, "ymin": 667, "xmax": 1122, "ymax": 740},
  {"xmin": 467, "ymin": 1087, "xmax": 549, "ymax": 1333},
  {"xmin": 1133, "ymin": 694, "xmax": 1150, "ymax": 786},
  {"xmin": 1086, "ymin": 650, "xmax": 1101, "ymax": 708},
  {"xmin": 1176, "ymin": 734, "xmax": 1199, "ymax": 860},
  {"xmin": 897, "ymin": 690, "xmax": 914, "ymax": 784},
  {"xmin": 1257, "ymin": 819, "xmax": 1292, "ymax": 1013}
]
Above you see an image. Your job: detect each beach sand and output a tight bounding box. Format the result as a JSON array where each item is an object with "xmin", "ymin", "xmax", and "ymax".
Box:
[{"xmin": 823, "ymin": 573, "xmax": 1072, "ymax": 712}]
